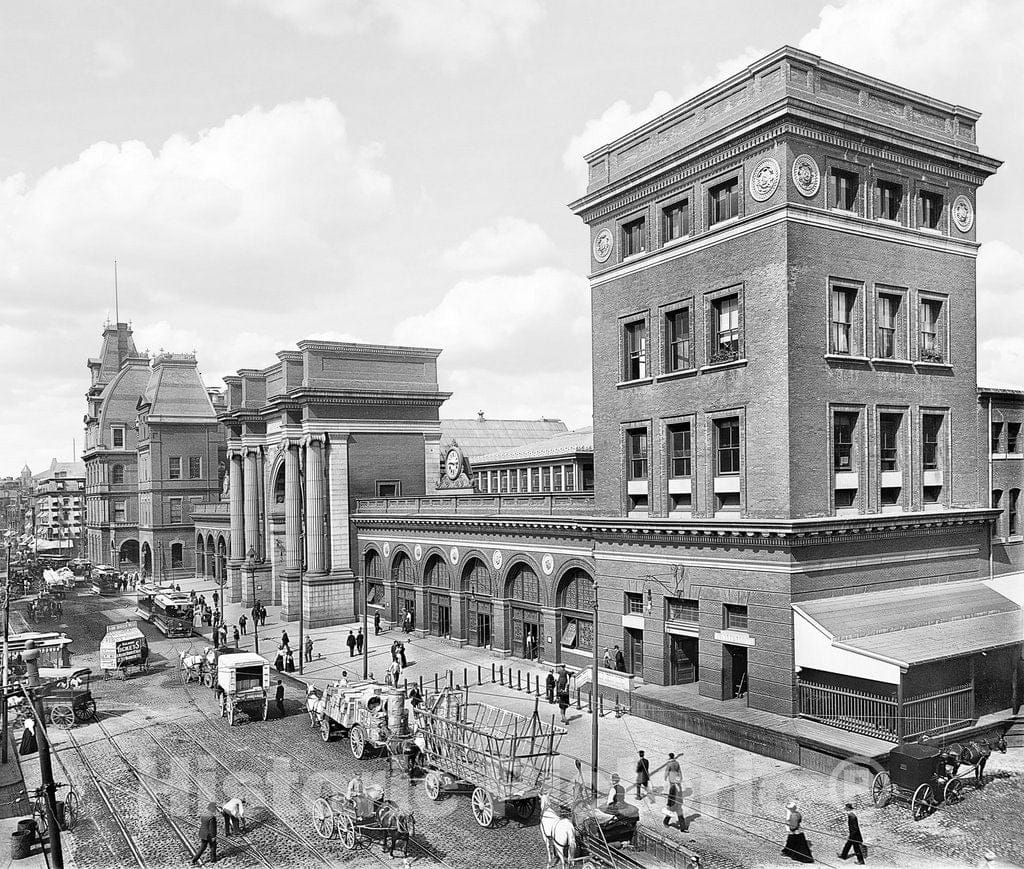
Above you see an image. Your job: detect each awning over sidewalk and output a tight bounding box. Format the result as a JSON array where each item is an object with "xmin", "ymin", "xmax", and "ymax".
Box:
[{"xmin": 794, "ymin": 581, "xmax": 1023, "ymax": 682}]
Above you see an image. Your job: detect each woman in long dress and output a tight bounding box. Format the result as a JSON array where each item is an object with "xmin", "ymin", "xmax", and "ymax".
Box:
[
  {"xmin": 663, "ymin": 769, "xmax": 687, "ymax": 831},
  {"xmin": 782, "ymin": 800, "xmax": 814, "ymax": 863}
]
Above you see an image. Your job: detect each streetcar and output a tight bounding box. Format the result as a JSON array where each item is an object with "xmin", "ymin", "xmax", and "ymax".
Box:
[
  {"xmin": 136, "ymin": 581, "xmax": 178, "ymax": 621},
  {"xmin": 151, "ymin": 592, "xmax": 194, "ymax": 637},
  {"xmin": 90, "ymin": 565, "xmax": 120, "ymax": 596}
]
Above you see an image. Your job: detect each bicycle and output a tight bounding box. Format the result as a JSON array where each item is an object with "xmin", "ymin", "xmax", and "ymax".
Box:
[{"xmin": 30, "ymin": 782, "xmax": 79, "ymax": 837}]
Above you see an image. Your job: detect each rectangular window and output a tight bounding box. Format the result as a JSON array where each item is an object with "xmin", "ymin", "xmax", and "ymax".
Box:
[
  {"xmin": 922, "ymin": 415, "xmax": 942, "ymax": 471},
  {"xmin": 541, "ymin": 467, "xmax": 551, "ymax": 491},
  {"xmin": 565, "ymin": 466, "xmax": 576, "ymax": 491},
  {"xmin": 531, "ymin": 467, "xmax": 541, "ymax": 491},
  {"xmin": 627, "ymin": 430, "xmax": 648, "ymax": 480},
  {"xmin": 992, "ymin": 422, "xmax": 1004, "ymax": 454},
  {"xmin": 113, "ymin": 500, "xmax": 126, "ymax": 523},
  {"xmin": 169, "ymin": 456, "xmax": 181, "ymax": 480},
  {"xmin": 877, "ymin": 180, "xmax": 903, "ymax": 221},
  {"xmin": 662, "ymin": 199, "xmax": 690, "ymax": 242},
  {"xmin": 1008, "ymin": 423, "xmax": 1021, "ymax": 453},
  {"xmin": 711, "ymin": 294, "xmax": 740, "ymax": 361},
  {"xmin": 625, "ymin": 593, "xmax": 644, "ymax": 615},
  {"xmin": 876, "ymin": 293, "xmax": 900, "ymax": 359},
  {"xmin": 880, "ymin": 413, "xmax": 901, "ymax": 472},
  {"xmin": 171, "ymin": 542, "xmax": 183, "ymax": 569},
  {"xmin": 553, "ymin": 466, "xmax": 563, "ymax": 491},
  {"xmin": 110, "ymin": 426, "xmax": 125, "ymax": 449},
  {"xmin": 715, "ymin": 418, "xmax": 740, "ymax": 475},
  {"xmin": 376, "ymin": 481, "xmax": 400, "ymax": 497},
  {"xmin": 623, "ymin": 320, "xmax": 648, "ymax": 380},
  {"xmin": 1010, "ymin": 490, "xmax": 1020, "ymax": 536},
  {"xmin": 724, "ymin": 604, "xmax": 748, "ymax": 631},
  {"xmin": 168, "ymin": 497, "xmax": 183, "ymax": 525},
  {"xmin": 920, "ymin": 191, "xmax": 943, "ymax": 229},
  {"xmin": 508, "ymin": 471, "xmax": 519, "ymax": 493},
  {"xmin": 830, "ymin": 287, "xmax": 855, "ymax": 354},
  {"xmin": 622, "ymin": 216, "xmax": 646, "ymax": 258},
  {"xmin": 668, "ymin": 423, "xmax": 692, "ymax": 478},
  {"xmin": 992, "ymin": 490, "xmax": 1003, "ymax": 537},
  {"xmin": 499, "ymin": 471, "xmax": 509, "ymax": 493},
  {"xmin": 832, "ymin": 168, "xmax": 859, "ymax": 211},
  {"xmin": 709, "ymin": 178, "xmax": 739, "ymax": 225},
  {"xmin": 188, "ymin": 456, "xmax": 202, "ymax": 479},
  {"xmin": 833, "ymin": 412, "xmax": 856, "ymax": 471},
  {"xmin": 667, "ymin": 598, "xmax": 699, "ymax": 623},
  {"xmin": 919, "ymin": 299, "xmax": 942, "ymax": 361},
  {"xmin": 520, "ymin": 469, "xmax": 529, "ymax": 491},
  {"xmin": 665, "ymin": 307, "xmax": 691, "ymax": 372}
]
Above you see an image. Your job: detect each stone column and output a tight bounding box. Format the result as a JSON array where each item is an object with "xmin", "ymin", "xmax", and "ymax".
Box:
[
  {"xmin": 327, "ymin": 435, "xmax": 351, "ymax": 574},
  {"xmin": 281, "ymin": 439, "xmax": 302, "ymax": 620},
  {"xmin": 228, "ymin": 449, "xmax": 245, "ymax": 603},
  {"xmin": 304, "ymin": 435, "xmax": 326, "ymax": 575},
  {"xmin": 241, "ymin": 447, "xmax": 261, "ymax": 608}
]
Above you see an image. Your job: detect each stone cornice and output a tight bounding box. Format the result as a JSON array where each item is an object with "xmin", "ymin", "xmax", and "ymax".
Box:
[
  {"xmin": 294, "ymin": 340, "xmax": 443, "ymax": 359},
  {"xmin": 220, "ymin": 389, "xmax": 451, "ymax": 421}
]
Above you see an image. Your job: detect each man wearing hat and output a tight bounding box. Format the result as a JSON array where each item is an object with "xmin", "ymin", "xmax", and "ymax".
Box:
[
  {"xmin": 605, "ymin": 773, "xmax": 626, "ymax": 811},
  {"xmin": 839, "ymin": 802, "xmax": 865, "ymax": 863}
]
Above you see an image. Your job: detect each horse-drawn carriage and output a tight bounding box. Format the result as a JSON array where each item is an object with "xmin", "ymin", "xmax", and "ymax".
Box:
[
  {"xmin": 871, "ymin": 737, "xmax": 1003, "ymax": 820},
  {"xmin": 314, "ymin": 681, "xmax": 416, "ymax": 761},
  {"xmin": 416, "ymin": 690, "xmax": 566, "ymax": 828},
  {"xmin": 215, "ymin": 652, "xmax": 269, "ymax": 725},
  {"xmin": 311, "ymin": 788, "xmax": 414, "ymax": 856},
  {"xmin": 36, "ymin": 667, "xmax": 97, "ymax": 730},
  {"xmin": 99, "ymin": 621, "xmax": 150, "ymax": 679},
  {"xmin": 31, "ymin": 594, "xmax": 63, "ymax": 623}
]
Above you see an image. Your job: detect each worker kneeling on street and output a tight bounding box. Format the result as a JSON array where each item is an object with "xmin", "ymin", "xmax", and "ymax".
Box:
[{"xmin": 221, "ymin": 796, "xmax": 246, "ymax": 836}]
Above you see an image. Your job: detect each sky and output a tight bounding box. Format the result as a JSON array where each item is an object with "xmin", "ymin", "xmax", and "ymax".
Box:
[{"xmin": 1, "ymin": 0, "xmax": 1022, "ymax": 474}]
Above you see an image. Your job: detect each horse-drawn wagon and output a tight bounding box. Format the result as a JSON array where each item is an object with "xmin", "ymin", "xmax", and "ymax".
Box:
[
  {"xmin": 315, "ymin": 681, "xmax": 416, "ymax": 760},
  {"xmin": 416, "ymin": 690, "xmax": 566, "ymax": 828},
  {"xmin": 311, "ymin": 788, "xmax": 414, "ymax": 856},
  {"xmin": 215, "ymin": 652, "xmax": 269, "ymax": 725},
  {"xmin": 99, "ymin": 621, "xmax": 150, "ymax": 679},
  {"xmin": 35, "ymin": 667, "xmax": 97, "ymax": 729}
]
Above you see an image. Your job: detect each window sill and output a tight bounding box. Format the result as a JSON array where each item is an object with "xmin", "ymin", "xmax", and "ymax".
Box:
[
  {"xmin": 831, "ymin": 207, "xmax": 859, "ymax": 217},
  {"xmin": 708, "ymin": 215, "xmax": 741, "ymax": 231},
  {"xmin": 700, "ymin": 358, "xmax": 747, "ymax": 374},
  {"xmin": 621, "ymin": 252, "xmax": 647, "ymax": 264},
  {"xmin": 616, "ymin": 377, "xmax": 654, "ymax": 389},
  {"xmin": 824, "ymin": 353, "xmax": 870, "ymax": 364},
  {"xmin": 870, "ymin": 357, "xmax": 915, "ymax": 368},
  {"xmin": 915, "ymin": 360, "xmax": 951, "ymax": 370},
  {"xmin": 1006, "ymin": 536, "xmax": 1024, "ymax": 545},
  {"xmin": 918, "ymin": 226, "xmax": 944, "ymax": 236},
  {"xmin": 655, "ymin": 368, "xmax": 698, "ymax": 383},
  {"xmin": 991, "ymin": 453, "xmax": 1022, "ymax": 460},
  {"xmin": 661, "ymin": 234, "xmax": 690, "ymax": 250},
  {"xmin": 877, "ymin": 217, "xmax": 903, "ymax": 227}
]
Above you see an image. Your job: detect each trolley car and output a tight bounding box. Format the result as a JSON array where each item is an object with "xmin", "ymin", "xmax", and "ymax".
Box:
[
  {"xmin": 90, "ymin": 565, "xmax": 120, "ymax": 596},
  {"xmin": 137, "ymin": 583, "xmax": 194, "ymax": 637}
]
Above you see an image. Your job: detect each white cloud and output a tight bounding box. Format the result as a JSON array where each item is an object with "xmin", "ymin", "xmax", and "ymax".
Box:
[
  {"xmin": 245, "ymin": 0, "xmax": 544, "ymax": 66},
  {"xmin": 440, "ymin": 217, "xmax": 556, "ymax": 274},
  {"xmin": 93, "ymin": 40, "xmax": 133, "ymax": 79}
]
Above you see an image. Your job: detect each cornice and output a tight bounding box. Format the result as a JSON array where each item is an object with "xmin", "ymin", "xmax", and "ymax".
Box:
[{"xmin": 295, "ymin": 340, "xmax": 443, "ymax": 358}]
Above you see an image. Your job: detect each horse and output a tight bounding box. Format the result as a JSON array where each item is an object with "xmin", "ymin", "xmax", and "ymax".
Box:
[
  {"xmin": 539, "ymin": 792, "xmax": 576, "ymax": 869},
  {"xmin": 376, "ymin": 800, "xmax": 416, "ymax": 858},
  {"xmin": 305, "ymin": 685, "xmax": 323, "ymax": 727},
  {"xmin": 178, "ymin": 649, "xmax": 204, "ymax": 683}
]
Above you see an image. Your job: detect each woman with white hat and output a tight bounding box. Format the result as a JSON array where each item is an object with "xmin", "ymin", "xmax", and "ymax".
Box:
[{"xmin": 782, "ymin": 799, "xmax": 814, "ymax": 863}]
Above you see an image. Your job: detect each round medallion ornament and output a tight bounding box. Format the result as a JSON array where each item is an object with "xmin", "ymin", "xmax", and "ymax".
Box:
[
  {"xmin": 413, "ymin": 544, "xmax": 422, "ymax": 562},
  {"xmin": 382, "ymin": 542, "xmax": 391, "ymax": 558},
  {"xmin": 749, "ymin": 157, "xmax": 781, "ymax": 202},
  {"xmin": 952, "ymin": 195, "xmax": 974, "ymax": 232},
  {"xmin": 541, "ymin": 554, "xmax": 554, "ymax": 576},
  {"xmin": 592, "ymin": 228, "xmax": 613, "ymax": 263},
  {"xmin": 791, "ymin": 155, "xmax": 821, "ymax": 198},
  {"xmin": 449, "ymin": 547, "xmax": 460, "ymax": 566},
  {"xmin": 492, "ymin": 550, "xmax": 503, "ymax": 571}
]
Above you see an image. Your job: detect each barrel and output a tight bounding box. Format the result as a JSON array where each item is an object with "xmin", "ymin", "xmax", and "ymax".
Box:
[
  {"xmin": 10, "ymin": 830, "xmax": 31, "ymax": 861},
  {"xmin": 15, "ymin": 819, "xmax": 36, "ymax": 840},
  {"xmin": 388, "ymin": 689, "xmax": 408, "ymax": 735}
]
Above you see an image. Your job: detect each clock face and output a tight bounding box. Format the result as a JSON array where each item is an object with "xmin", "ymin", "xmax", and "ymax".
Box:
[{"xmin": 444, "ymin": 448, "xmax": 462, "ymax": 481}]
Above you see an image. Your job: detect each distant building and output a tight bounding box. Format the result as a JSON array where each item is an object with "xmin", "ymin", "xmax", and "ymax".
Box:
[
  {"xmin": 30, "ymin": 458, "xmax": 86, "ymax": 552},
  {"xmin": 981, "ymin": 387, "xmax": 1024, "ymax": 576},
  {"xmin": 470, "ymin": 426, "xmax": 594, "ymax": 495}
]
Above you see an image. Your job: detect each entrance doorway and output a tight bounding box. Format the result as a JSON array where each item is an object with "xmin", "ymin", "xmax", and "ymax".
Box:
[
  {"xmin": 467, "ymin": 598, "xmax": 491, "ymax": 647},
  {"xmin": 624, "ymin": 628, "xmax": 644, "ymax": 675},
  {"xmin": 397, "ymin": 588, "xmax": 415, "ymax": 631},
  {"xmin": 722, "ymin": 644, "xmax": 748, "ymax": 699},
  {"xmin": 669, "ymin": 635, "xmax": 699, "ymax": 684},
  {"xmin": 477, "ymin": 613, "xmax": 492, "ymax": 647},
  {"xmin": 429, "ymin": 592, "xmax": 451, "ymax": 637},
  {"xmin": 511, "ymin": 607, "xmax": 541, "ymax": 660}
]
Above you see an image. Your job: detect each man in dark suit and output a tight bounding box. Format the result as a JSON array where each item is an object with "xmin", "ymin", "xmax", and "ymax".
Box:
[
  {"xmin": 275, "ymin": 680, "xmax": 286, "ymax": 717},
  {"xmin": 191, "ymin": 802, "xmax": 218, "ymax": 864},
  {"xmin": 839, "ymin": 802, "xmax": 865, "ymax": 864}
]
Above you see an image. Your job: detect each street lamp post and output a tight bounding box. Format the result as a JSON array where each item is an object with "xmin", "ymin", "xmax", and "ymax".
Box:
[
  {"xmin": 246, "ymin": 547, "xmax": 259, "ymax": 655},
  {"xmin": 362, "ymin": 572, "xmax": 369, "ymax": 680},
  {"xmin": 298, "ymin": 559, "xmax": 305, "ymax": 675},
  {"xmin": 591, "ymin": 579, "xmax": 600, "ymax": 798}
]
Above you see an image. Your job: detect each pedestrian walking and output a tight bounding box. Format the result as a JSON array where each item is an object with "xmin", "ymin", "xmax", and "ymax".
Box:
[
  {"xmin": 545, "ymin": 668, "xmax": 556, "ymax": 704},
  {"xmin": 782, "ymin": 800, "xmax": 814, "ymax": 863},
  {"xmin": 281, "ymin": 629, "xmax": 290, "ymax": 648},
  {"xmin": 346, "ymin": 630, "xmax": 356, "ymax": 657},
  {"xmin": 636, "ymin": 750, "xmax": 650, "ymax": 799},
  {"xmin": 614, "ymin": 645, "xmax": 626, "ymax": 672},
  {"xmin": 259, "ymin": 603, "xmax": 267, "ymax": 627},
  {"xmin": 221, "ymin": 797, "xmax": 246, "ymax": 836},
  {"xmin": 239, "ymin": 614, "xmax": 247, "ymax": 635},
  {"xmin": 213, "ymin": 590, "xmax": 219, "ymax": 609},
  {"xmin": 663, "ymin": 778, "xmax": 687, "ymax": 831},
  {"xmin": 251, "ymin": 603, "xmax": 259, "ymax": 626},
  {"xmin": 373, "ymin": 611, "xmax": 381, "ymax": 635},
  {"xmin": 356, "ymin": 627, "xmax": 364, "ymax": 654},
  {"xmin": 839, "ymin": 802, "xmax": 865, "ymax": 864},
  {"xmin": 304, "ymin": 635, "xmax": 313, "ymax": 663},
  {"xmin": 402, "ymin": 610, "xmax": 412, "ymax": 633},
  {"xmin": 191, "ymin": 802, "xmax": 218, "ymax": 864},
  {"xmin": 274, "ymin": 647, "xmax": 284, "ymax": 672},
  {"xmin": 602, "ymin": 647, "xmax": 612, "ymax": 670},
  {"xmin": 389, "ymin": 659, "xmax": 401, "ymax": 686},
  {"xmin": 524, "ymin": 630, "xmax": 535, "ymax": 661},
  {"xmin": 398, "ymin": 642, "xmax": 408, "ymax": 669},
  {"xmin": 556, "ymin": 666, "xmax": 570, "ymax": 724},
  {"xmin": 232, "ymin": 626, "xmax": 240, "ymax": 648},
  {"xmin": 275, "ymin": 680, "xmax": 286, "ymax": 717},
  {"xmin": 664, "ymin": 751, "xmax": 681, "ymax": 783},
  {"xmin": 285, "ymin": 648, "xmax": 295, "ymax": 673}
]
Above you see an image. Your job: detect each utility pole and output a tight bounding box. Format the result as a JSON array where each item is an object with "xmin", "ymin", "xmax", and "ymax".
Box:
[
  {"xmin": 591, "ymin": 579, "xmax": 600, "ymax": 798},
  {"xmin": 22, "ymin": 642, "xmax": 64, "ymax": 869},
  {"xmin": 2, "ymin": 544, "xmax": 10, "ymax": 764},
  {"xmin": 361, "ymin": 572, "xmax": 368, "ymax": 680}
]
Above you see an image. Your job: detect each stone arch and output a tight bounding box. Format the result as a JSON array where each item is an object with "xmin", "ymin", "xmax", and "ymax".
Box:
[
  {"xmin": 415, "ymin": 546, "xmax": 447, "ymax": 584},
  {"xmin": 554, "ymin": 560, "xmax": 596, "ymax": 601},
  {"xmin": 206, "ymin": 534, "xmax": 216, "ymax": 578},
  {"xmin": 196, "ymin": 533, "xmax": 206, "ymax": 576},
  {"xmin": 217, "ymin": 535, "xmax": 228, "ymax": 580},
  {"xmin": 389, "ymin": 548, "xmax": 416, "ymax": 584},
  {"xmin": 500, "ymin": 556, "xmax": 548, "ymax": 606},
  {"xmin": 423, "ymin": 553, "xmax": 453, "ymax": 590},
  {"xmin": 363, "ymin": 546, "xmax": 384, "ymax": 580},
  {"xmin": 459, "ymin": 555, "xmax": 494, "ymax": 596},
  {"xmin": 118, "ymin": 538, "xmax": 139, "ymax": 568}
]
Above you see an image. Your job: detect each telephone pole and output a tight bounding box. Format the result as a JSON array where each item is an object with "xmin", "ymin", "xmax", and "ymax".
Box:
[{"xmin": 23, "ymin": 641, "xmax": 64, "ymax": 868}]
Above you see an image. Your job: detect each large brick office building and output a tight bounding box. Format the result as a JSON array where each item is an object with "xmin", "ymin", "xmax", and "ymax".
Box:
[{"xmin": 352, "ymin": 47, "xmax": 1023, "ymax": 748}]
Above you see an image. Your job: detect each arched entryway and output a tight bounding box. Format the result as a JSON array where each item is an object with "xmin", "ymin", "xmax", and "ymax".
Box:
[
  {"xmin": 118, "ymin": 539, "xmax": 139, "ymax": 569},
  {"xmin": 505, "ymin": 562, "xmax": 543, "ymax": 660},
  {"xmin": 391, "ymin": 552, "xmax": 416, "ymax": 630},
  {"xmin": 461, "ymin": 558, "xmax": 493, "ymax": 647},
  {"xmin": 555, "ymin": 568, "xmax": 595, "ymax": 668},
  {"xmin": 206, "ymin": 534, "xmax": 216, "ymax": 579},
  {"xmin": 196, "ymin": 534, "xmax": 206, "ymax": 577},
  {"xmin": 423, "ymin": 555, "xmax": 453, "ymax": 637}
]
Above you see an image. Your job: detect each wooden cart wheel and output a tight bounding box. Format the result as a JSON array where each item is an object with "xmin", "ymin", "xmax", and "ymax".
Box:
[
  {"xmin": 50, "ymin": 704, "xmax": 75, "ymax": 730},
  {"xmin": 62, "ymin": 788, "xmax": 80, "ymax": 831},
  {"xmin": 219, "ymin": 694, "xmax": 227, "ymax": 718},
  {"xmin": 471, "ymin": 787, "xmax": 495, "ymax": 827},
  {"xmin": 944, "ymin": 778, "xmax": 964, "ymax": 804},
  {"xmin": 912, "ymin": 783, "xmax": 932, "ymax": 821},
  {"xmin": 510, "ymin": 797, "xmax": 538, "ymax": 822},
  {"xmin": 202, "ymin": 669, "xmax": 214, "ymax": 689},
  {"xmin": 423, "ymin": 772, "xmax": 441, "ymax": 801},
  {"xmin": 871, "ymin": 771, "xmax": 892, "ymax": 807},
  {"xmin": 312, "ymin": 798, "xmax": 335, "ymax": 839},
  {"xmin": 338, "ymin": 815, "xmax": 357, "ymax": 850},
  {"xmin": 350, "ymin": 724, "xmax": 367, "ymax": 760},
  {"xmin": 320, "ymin": 717, "xmax": 332, "ymax": 743},
  {"xmin": 76, "ymin": 698, "xmax": 97, "ymax": 723}
]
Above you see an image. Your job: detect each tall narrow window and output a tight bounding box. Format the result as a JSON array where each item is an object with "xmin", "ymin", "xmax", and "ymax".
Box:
[
  {"xmin": 171, "ymin": 543, "xmax": 183, "ymax": 568},
  {"xmin": 992, "ymin": 489, "xmax": 1003, "ymax": 537},
  {"xmin": 830, "ymin": 288, "xmax": 855, "ymax": 354},
  {"xmin": 623, "ymin": 320, "xmax": 648, "ymax": 380},
  {"xmin": 622, "ymin": 217, "xmax": 646, "ymax": 258},
  {"xmin": 920, "ymin": 191, "xmax": 943, "ymax": 229},
  {"xmin": 668, "ymin": 423, "xmax": 692, "ymax": 478},
  {"xmin": 188, "ymin": 456, "xmax": 202, "ymax": 479},
  {"xmin": 169, "ymin": 497, "xmax": 183, "ymax": 525},
  {"xmin": 627, "ymin": 431, "xmax": 648, "ymax": 480},
  {"xmin": 1008, "ymin": 422, "xmax": 1021, "ymax": 453},
  {"xmin": 665, "ymin": 308, "xmax": 691, "ymax": 372},
  {"xmin": 662, "ymin": 199, "xmax": 689, "ymax": 242},
  {"xmin": 168, "ymin": 456, "xmax": 182, "ymax": 480},
  {"xmin": 877, "ymin": 180, "xmax": 903, "ymax": 221},
  {"xmin": 833, "ymin": 413, "xmax": 856, "ymax": 471},
  {"xmin": 111, "ymin": 464, "xmax": 125, "ymax": 485},
  {"xmin": 831, "ymin": 168, "xmax": 859, "ymax": 211},
  {"xmin": 110, "ymin": 426, "xmax": 125, "ymax": 449},
  {"xmin": 711, "ymin": 294, "xmax": 740, "ymax": 362},
  {"xmin": 992, "ymin": 422, "xmax": 1004, "ymax": 454},
  {"xmin": 715, "ymin": 418, "xmax": 740, "ymax": 475},
  {"xmin": 880, "ymin": 414, "xmax": 901, "ymax": 472},
  {"xmin": 1010, "ymin": 489, "xmax": 1020, "ymax": 536},
  {"xmin": 876, "ymin": 294, "xmax": 899, "ymax": 359},
  {"xmin": 922, "ymin": 415, "xmax": 942, "ymax": 470},
  {"xmin": 708, "ymin": 178, "xmax": 739, "ymax": 225},
  {"xmin": 919, "ymin": 299, "xmax": 942, "ymax": 361}
]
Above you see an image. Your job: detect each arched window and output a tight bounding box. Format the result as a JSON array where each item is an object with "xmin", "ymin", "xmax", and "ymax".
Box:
[
  {"xmin": 424, "ymin": 556, "xmax": 451, "ymax": 589},
  {"xmin": 111, "ymin": 464, "xmax": 125, "ymax": 484},
  {"xmin": 557, "ymin": 569, "xmax": 595, "ymax": 611},
  {"xmin": 365, "ymin": 550, "xmax": 383, "ymax": 580},
  {"xmin": 557, "ymin": 568, "xmax": 594, "ymax": 652},
  {"xmin": 171, "ymin": 542, "xmax": 184, "ymax": 568},
  {"xmin": 462, "ymin": 558, "xmax": 492, "ymax": 596},
  {"xmin": 391, "ymin": 552, "xmax": 415, "ymax": 585},
  {"xmin": 196, "ymin": 533, "xmax": 205, "ymax": 552},
  {"xmin": 505, "ymin": 563, "xmax": 541, "ymax": 604}
]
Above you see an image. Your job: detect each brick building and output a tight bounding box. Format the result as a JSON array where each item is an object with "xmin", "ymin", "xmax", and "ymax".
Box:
[
  {"xmin": 983, "ymin": 387, "xmax": 1024, "ymax": 576},
  {"xmin": 30, "ymin": 459, "xmax": 86, "ymax": 552},
  {"xmin": 352, "ymin": 47, "xmax": 1023, "ymax": 751},
  {"xmin": 470, "ymin": 426, "xmax": 595, "ymax": 495}
]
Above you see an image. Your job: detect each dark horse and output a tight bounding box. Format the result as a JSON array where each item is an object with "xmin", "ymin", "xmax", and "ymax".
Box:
[{"xmin": 374, "ymin": 799, "xmax": 416, "ymax": 857}]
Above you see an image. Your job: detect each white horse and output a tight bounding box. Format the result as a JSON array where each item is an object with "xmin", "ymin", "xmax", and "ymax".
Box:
[
  {"xmin": 178, "ymin": 649, "xmax": 205, "ymax": 683},
  {"xmin": 306, "ymin": 685, "xmax": 324, "ymax": 726},
  {"xmin": 539, "ymin": 793, "xmax": 577, "ymax": 869}
]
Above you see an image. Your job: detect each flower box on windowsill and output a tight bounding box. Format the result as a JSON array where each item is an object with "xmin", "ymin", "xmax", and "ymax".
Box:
[
  {"xmin": 701, "ymin": 357, "xmax": 747, "ymax": 374},
  {"xmin": 708, "ymin": 349, "xmax": 740, "ymax": 366},
  {"xmin": 919, "ymin": 349, "xmax": 945, "ymax": 364}
]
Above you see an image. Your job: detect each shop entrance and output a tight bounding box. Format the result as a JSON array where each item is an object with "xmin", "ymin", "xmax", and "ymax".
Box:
[
  {"xmin": 511, "ymin": 606, "xmax": 541, "ymax": 660},
  {"xmin": 429, "ymin": 592, "xmax": 451, "ymax": 638},
  {"xmin": 466, "ymin": 597, "xmax": 491, "ymax": 647},
  {"xmin": 397, "ymin": 588, "xmax": 416, "ymax": 631},
  {"xmin": 669, "ymin": 635, "xmax": 699, "ymax": 684},
  {"xmin": 722, "ymin": 644, "xmax": 748, "ymax": 699},
  {"xmin": 624, "ymin": 627, "xmax": 644, "ymax": 675}
]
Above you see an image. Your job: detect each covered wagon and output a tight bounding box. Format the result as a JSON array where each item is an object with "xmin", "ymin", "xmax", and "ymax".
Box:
[{"xmin": 99, "ymin": 620, "xmax": 150, "ymax": 679}]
